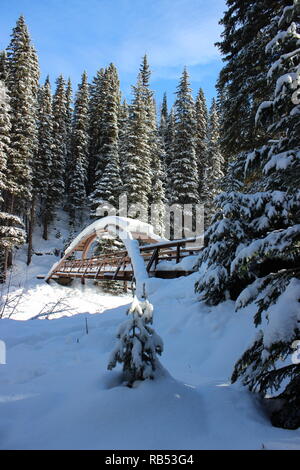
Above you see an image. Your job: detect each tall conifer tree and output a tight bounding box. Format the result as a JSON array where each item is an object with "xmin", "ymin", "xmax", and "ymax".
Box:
[
  {"xmin": 0, "ymin": 51, "xmax": 7, "ymax": 82},
  {"xmin": 28, "ymin": 77, "xmax": 53, "ymax": 261},
  {"xmin": 122, "ymin": 75, "xmax": 152, "ymax": 214},
  {"xmin": 195, "ymin": 88, "xmax": 208, "ymax": 198},
  {"xmin": 90, "ymin": 68, "xmax": 112, "ymax": 188},
  {"xmin": 68, "ymin": 72, "xmax": 89, "ymax": 222},
  {"xmin": 6, "ymin": 15, "xmax": 40, "ymax": 215},
  {"xmin": 164, "ymin": 107, "xmax": 175, "ymax": 202},
  {"xmin": 159, "ymin": 92, "xmax": 168, "ymax": 144},
  {"xmin": 202, "ymin": 98, "xmax": 224, "ymax": 226},
  {"xmin": 90, "ymin": 64, "xmax": 121, "ymax": 212},
  {"xmin": 148, "ymin": 98, "xmax": 166, "ymax": 236},
  {"xmin": 168, "ymin": 68, "xmax": 199, "ymax": 206},
  {"xmin": 41, "ymin": 75, "xmax": 67, "ymax": 239},
  {"xmin": 5, "ymin": 16, "xmax": 39, "ymax": 266},
  {"xmin": 0, "ymin": 81, "xmax": 25, "ymax": 279},
  {"xmin": 87, "ymin": 68, "xmax": 105, "ymax": 194},
  {"xmin": 118, "ymin": 99, "xmax": 129, "ymax": 185},
  {"xmin": 216, "ymin": 0, "xmax": 282, "ymax": 162},
  {"xmin": 65, "ymin": 78, "xmax": 73, "ymax": 192}
]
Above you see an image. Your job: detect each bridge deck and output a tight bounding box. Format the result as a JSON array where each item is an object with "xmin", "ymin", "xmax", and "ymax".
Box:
[{"xmin": 46, "ymin": 238, "xmax": 202, "ymax": 284}]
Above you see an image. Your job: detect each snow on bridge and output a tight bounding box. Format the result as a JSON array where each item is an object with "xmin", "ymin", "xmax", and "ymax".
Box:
[{"xmin": 45, "ymin": 216, "xmax": 202, "ymax": 297}]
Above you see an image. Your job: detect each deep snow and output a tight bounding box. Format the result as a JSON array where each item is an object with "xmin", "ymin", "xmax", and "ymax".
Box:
[{"xmin": 0, "ymin": 214, "xmax": 300, "ymax": 450}]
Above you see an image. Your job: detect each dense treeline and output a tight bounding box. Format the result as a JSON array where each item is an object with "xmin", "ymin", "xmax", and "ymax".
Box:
[{"xmin": 0, "ymin": 15, "xmax": 224, "ymax": 278}]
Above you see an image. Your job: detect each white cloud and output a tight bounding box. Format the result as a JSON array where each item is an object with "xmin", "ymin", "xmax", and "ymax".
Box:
[
  {"xmin": 114, "ymin": 1, "xmax": 223, "ymax": 77},
  {"xmin": 34, "ymin": 0, "xmax": 225, "ymax": 86}
]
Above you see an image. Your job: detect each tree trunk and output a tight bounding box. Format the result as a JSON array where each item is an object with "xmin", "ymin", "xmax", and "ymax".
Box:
[
  {"xmin": 43, "ymin": 217, "xmax": 48, "ymax": 240},
  {"xmin": 5, "ymin": 194, "xmax": 15, "ymax": 270},
  {"xmin": 0, "ymin": 249, "xmax": 8, "ymax": 283},
  {"xmin": 7, "ymin": 250, "xmax": 13, "ymax": 268},
  {"xmin": 27, "ymin": 198, "xmax": 35, "ymax": 265}
]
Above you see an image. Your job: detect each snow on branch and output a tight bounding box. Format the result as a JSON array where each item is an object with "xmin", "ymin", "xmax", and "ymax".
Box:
[{"xmin": 231, "ymin": 224, "xmax": 300, "ymax": 274}]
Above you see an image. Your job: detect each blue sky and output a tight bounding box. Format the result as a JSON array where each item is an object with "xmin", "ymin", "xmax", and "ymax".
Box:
[{"xmin": 0, "ymin": 0, "xmax": 226, "ymax": 109}]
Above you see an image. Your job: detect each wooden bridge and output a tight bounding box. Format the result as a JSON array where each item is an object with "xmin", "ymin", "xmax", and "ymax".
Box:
[{"xmin": 45, "ymin": 216, "xmax": 202, "ymax": 287}]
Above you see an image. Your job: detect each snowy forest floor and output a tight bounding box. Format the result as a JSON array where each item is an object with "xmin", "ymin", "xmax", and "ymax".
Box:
[{"xmin": 0, "ymin": 213, "xmax": 300, "ymax": 449}]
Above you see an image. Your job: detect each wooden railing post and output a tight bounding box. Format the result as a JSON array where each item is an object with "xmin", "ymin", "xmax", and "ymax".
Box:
[
  {"xmin": 176, "ymin": 243, "xmax": 180, "ymax": 264},
  {"xmin": 154, "ymin": 248, "xmax": 159, "ymax": 269},
  {"xmin": 146, "ymin": 247, "xmax": 159, "ymax": 273}
]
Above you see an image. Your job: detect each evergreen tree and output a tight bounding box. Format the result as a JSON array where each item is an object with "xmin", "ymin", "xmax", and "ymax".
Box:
[
  {"xmin": 52, "ymin": 74, "xmax": 67, "ymax": 195},
  {"xmin": 28, "ymin": 77, "xmax": 53, "ymax": 260},
  {"xmin": 90, "ymin": 64, "xmax": 121, "ymax": 213},
  {"xmin": 168, "ymin": 68, "xmax": 199, "ymax": 206},
  {"xmin": 42, "ymin": 75, "xmax": 67, "ymax": 239},
  {"xmin": 194, "ymin": 188, "xmax": 253, "ymax": 306},
  {"xmin": 0, "ymin": 51, "xmax": 7, "ymax": 82},
  {"xmin": 140, "ymin": 56, "xmax": 165, "ymax": 220},
  {"xmin": 0, "ymin": 81, "xmax": 25, "ymax": 279},
  {"xmin": 164, "ymin": 107, "xmax": 175, "ymax": 202},
  {"xmin": 165, "ymin": 107, "xmax": 175, "ymax": 167},
  {"xmin": 150, "ymin": 149, "xmax": 166, "ymax": 236},
  {"xmin": 36, "ymin": 77, "xmax": 53, "ymax": 201},
  {"xmin": 122, "ymin": 73, "xmax": 152, "ymax": 215},
  {"xmin": 158, "ymin": 92, "xmax": 169, "ymax": 179},
  {"xmin": 196, "ymin": 0, "xmax": 300, "ymax": 429},
  {"xmin": 208, "ymin": 100, "xmax": 224, "ymax": 182},
  {"xmin": 87, "ymin": 68, "xmax": 105, "ymax": 194},
  {"xmin": 216, "ymin": 0, "xmax": 282, "ymax": 162},
  {"xmin": 0, "ymin": 82, "xmax": 10, "ymax": 197},
  {"xmin": 195, "ymin": 88, "xmax": 208, "ymax": 198},
  {"xmin": 118, "ymin": 98, "xmax": 129, "ymax": 184},
  {"xmin": 139, "ymin": 54, "xmax": 151, "ymax": 89},
  {"xmin": 68, "ymin": 72, "xmax": 89, "ymax": 222},
  {"xmin": 230, "ymin": 0, "xmax": 300, "ymax": 430},
  {"xmin": 123, "ymin": 54, "xmax": 165, "ymax": 227},
  {"xmin": 88, "ymin": 68, "xmax": 111, "ymax": 194},
  {"xmin": 65, "ymin": 78, "xmax": 73, "ymax": 192},
  {"xmin": 203, "ymin": 98, "xmax": 224, "ymax": 226},
  {"xmin": 5, "ymin": 15, "xmax": 40, "ymax": 215},
  {"xmin": 159, "ymin": 92, "xmax": 168, "ymax": 144},
  {"xmin": 5, "ymin": 16, "xmax": 39, "ymax": 266},
  {"xmin": 148, "ymin": 99, "xmax": 166, "ymax": 236},
  {"xmin": 108, "ymin": 293, "xmax": 164, "ymax": 387}
]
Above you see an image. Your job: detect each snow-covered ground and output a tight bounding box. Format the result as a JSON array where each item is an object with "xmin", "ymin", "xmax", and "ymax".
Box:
[{"xmin": 0, "ymin": 215, "xmax": 300, "ymax": 450}]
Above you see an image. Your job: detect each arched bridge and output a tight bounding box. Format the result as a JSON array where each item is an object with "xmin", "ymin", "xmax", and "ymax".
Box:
[{"xmin": 45, "ymin": 216, "xmax": 202, "ymax": 289}]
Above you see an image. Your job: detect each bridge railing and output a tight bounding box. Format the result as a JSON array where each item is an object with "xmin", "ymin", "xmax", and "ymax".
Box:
[{"xmin": 50, "ymin": 238, "xmax": 203, "ymax": 281}]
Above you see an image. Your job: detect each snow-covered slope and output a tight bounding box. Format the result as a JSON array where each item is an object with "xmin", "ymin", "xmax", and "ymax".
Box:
[{"xmin": 0, "ymin": 216, "xmax": 300, "ymax": 450}]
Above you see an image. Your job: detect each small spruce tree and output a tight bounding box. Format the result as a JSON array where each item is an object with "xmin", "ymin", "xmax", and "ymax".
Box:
[{"xmin": 108, "ymin": 291, "xmax": 164, "ymax": 387}]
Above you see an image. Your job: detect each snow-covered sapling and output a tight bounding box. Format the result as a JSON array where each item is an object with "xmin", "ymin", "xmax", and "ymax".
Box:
[{"xmin": 107, "ymin": 293, "xmax": 163, "ymax": 387}]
